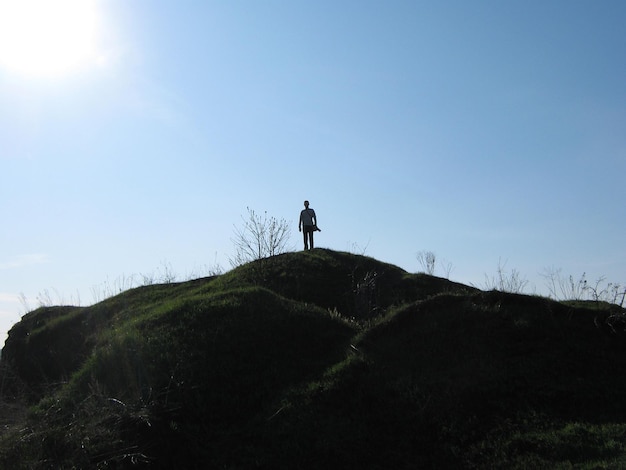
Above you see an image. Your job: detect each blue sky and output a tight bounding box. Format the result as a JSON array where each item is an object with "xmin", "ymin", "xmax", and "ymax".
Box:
[{"xmin": 1, "ymin": 0, "xmax": 625, "ymax": 344}]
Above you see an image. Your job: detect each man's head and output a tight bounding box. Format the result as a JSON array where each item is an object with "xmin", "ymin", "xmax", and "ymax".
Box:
[{"xmin": 304, "ymin": 200, "xmax": 309, "ymax": 208}]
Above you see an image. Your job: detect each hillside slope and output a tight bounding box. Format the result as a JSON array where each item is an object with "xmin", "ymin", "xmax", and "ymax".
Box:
[{"xmin": 1, "ymin": 249, "xmax": 625, "ymax": 468}]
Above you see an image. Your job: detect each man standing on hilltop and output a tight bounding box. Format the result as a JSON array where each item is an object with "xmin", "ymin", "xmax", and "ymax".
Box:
[{"xmin": 299, "ymin": 200, "xmax": 319, "ymax": 250}]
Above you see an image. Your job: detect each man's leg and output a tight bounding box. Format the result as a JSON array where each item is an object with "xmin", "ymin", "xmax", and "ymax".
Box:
[
  {"xmin": 309, "ymin": 231, "xmax": 314, "ymax": 249},
  {"xmin": 303, "ymin": 229, "xmax": 309, "ymax": 250}
]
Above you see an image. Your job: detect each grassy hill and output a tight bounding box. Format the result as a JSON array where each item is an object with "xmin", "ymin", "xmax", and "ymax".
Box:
[{"xmin": 1, "ymin": 249, "xmax": 625, "ymax": 468}]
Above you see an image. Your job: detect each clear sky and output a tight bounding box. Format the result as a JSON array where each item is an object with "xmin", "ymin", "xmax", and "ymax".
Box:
[{"xmin": 1, "ymin": 0, "xmax": 625, "ymax": 345}]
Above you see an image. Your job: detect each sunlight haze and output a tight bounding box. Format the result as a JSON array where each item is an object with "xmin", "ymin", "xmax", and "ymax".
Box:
[{"xmin": 0, "ymin": 0, "xmax": 101, "ymax": 77}]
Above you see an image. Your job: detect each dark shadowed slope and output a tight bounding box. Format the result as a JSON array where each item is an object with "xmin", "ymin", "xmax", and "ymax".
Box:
[{"xmin": 1, "ymin": 250, "xmax": 625, "ymax": 469}]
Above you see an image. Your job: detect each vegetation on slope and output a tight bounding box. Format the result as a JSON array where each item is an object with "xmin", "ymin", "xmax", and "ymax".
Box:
[{"xmin": 0, "ymin": 249, "xmax": 625, "ymax": 468}]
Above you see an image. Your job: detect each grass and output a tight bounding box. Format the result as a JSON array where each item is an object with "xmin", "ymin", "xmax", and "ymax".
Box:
[
  {"xmin": 476, "ymin": 421, "xmax": 626, "ymax": 469},
  {"xmin": 0, "ymin": 249, "xmax": 625, "ymax": 468}
]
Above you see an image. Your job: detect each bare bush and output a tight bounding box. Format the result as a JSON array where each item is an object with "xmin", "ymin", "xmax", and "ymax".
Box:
[
  {"xmin": 347, "ymin": 240, "xmax": 370, "ymax": 256},
  {"xmin": 541, "ymin": 267, "xmax": 587, "ymax": 300},
  {"xmin": 157, "ymin": 260, "xmax": 177, "ymax": 284},
  {"xmin": 439, "ymin": 258, "xmax": 454, "ymax": 279},
  {"xmin": 541, "ymin": 267, "xmax": 625, "ymax": 305},
  {"xmin": 230, "ymin": 207, "xmax": 292, "ymax": 267},
  {"xmin": 416, "ymin": 250, "xmax": 436, "ymax": 275},
  {"xmin": 183, "ymin": 256, "xmax": 224, "ymax": 281},
  {"xmin": 482, "ymin": 259, "xmax": 528, "ymax": 294},
  {"xmin": 586, "ymin": 277, "xmax": 626, "ymax": 306},
  {"xmin": 91, "ymin": 274, "xmax": 138, "ymax": 303}
]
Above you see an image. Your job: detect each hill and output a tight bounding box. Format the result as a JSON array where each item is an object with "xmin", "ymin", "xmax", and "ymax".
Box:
[{"xmin": 1, "ymin": 249, "xmax": 625, "ymax": 468}]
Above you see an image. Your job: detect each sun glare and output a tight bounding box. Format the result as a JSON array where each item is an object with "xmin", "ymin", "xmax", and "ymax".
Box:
[{"xmin": 0, "ymin": 0, "xmax": 100, "ymax": 77}]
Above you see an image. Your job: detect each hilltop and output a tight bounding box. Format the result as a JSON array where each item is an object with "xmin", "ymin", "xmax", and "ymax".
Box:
[{"xmin": 1, "ymin": 249, "xmax": 625, "ymax": 468}]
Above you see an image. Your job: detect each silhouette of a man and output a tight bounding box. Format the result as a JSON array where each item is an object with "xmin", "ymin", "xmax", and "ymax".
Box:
[{"xmin": 299, "ymin": 200, "xmax": 317, "ymax": 250}]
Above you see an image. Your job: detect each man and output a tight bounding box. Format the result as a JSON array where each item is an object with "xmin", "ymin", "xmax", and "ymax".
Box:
[{"xmin": 299, "ymin": 200, "xmax": 318, "ymax": 250}]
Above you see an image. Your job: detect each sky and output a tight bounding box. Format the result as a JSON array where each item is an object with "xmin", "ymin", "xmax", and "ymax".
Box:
[{"xmin": 1, "ymin": 0, "xmax": 625, "ymax": 345}]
